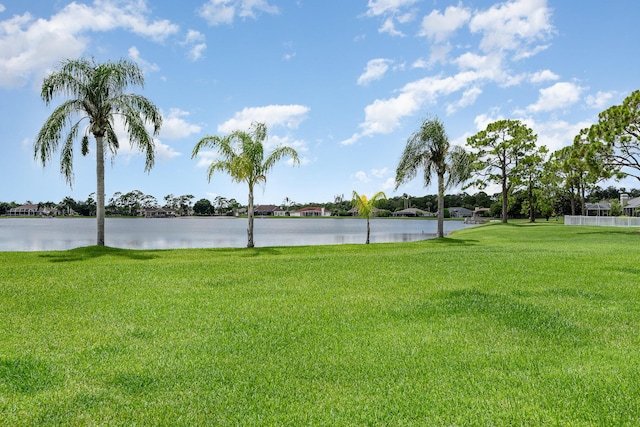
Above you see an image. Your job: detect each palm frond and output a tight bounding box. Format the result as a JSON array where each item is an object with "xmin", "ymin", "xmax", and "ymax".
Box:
[
  {"xmin": 60, "ymin": 122, "xmax": 81, "ymax": 185},
  {"xmin": 34, "ymin": 100, "xmax": 86, "ymax": 166}
]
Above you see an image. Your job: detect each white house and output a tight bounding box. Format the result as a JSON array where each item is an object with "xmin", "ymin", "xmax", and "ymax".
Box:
[{"xmin": 291, "ymin": 207, "xmax": 331, "ymax": 217}]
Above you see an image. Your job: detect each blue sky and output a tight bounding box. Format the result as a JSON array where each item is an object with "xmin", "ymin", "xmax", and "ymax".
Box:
[{"xmin": 1, "ymin": 0, "xmax": 639, "ymax": 207}]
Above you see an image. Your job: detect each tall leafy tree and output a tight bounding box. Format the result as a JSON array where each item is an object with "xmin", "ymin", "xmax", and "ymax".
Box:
[
  {"xmin": 584, "ymin": 90, "xmax": 640, "ymax": 180},
  {"xmin": 193, "ymin": 198, "xmax": 213, "ymax": 216},
  {"xmin": 466, "ymin": 119, "xmax": 537, "ymax": 223},
  {"xmin": 395, "ymin": 117, "xmax": 471, "ymax": 238},
  {"xmin": 515, "ymin": 146, "xmax": 548, "ymax": 222},
  {"xmin": 34, "ymin": 57, "xmax": 162, "ymax": 246},
  {"xmin": 572, "ymin": 131, "xmax": 622, "ymax": 215},
  {"xmin": 351, "ymin": 191, "xmax": 387, "ymax": 244},
  {"xmin": 192, "ymin": 122, "xmax": 299, "ymax": 248},
  {"xmin": 548, "ymin": 145, "xmax": 582, "ymax": 215}
]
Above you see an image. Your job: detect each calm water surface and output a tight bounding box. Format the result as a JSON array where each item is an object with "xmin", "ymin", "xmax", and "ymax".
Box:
[{"xmin": 0, "ymin": 217, "xmax": 473, "ymax": 251}]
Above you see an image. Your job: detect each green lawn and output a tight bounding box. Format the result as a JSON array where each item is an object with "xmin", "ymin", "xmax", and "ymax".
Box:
[{"xmin": 1, "ymin": 223, "xmax": 639, "ymax": 426}]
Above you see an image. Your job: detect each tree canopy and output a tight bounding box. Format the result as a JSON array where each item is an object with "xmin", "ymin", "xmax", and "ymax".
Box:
[
  {"xmin": 466, "ymin": 119, "xmax": 537, "ymax": 223},
  {"xmin": 395, "ymin": 116, "xmax": 471, "ymax": 237},
  {"xmin": 583, "ymin": 90, "xmax": 640, "ymax": 180},
  {"xmin": 352, "ymin": 191, "xmax": 387, "ymax": 244},
  {"xmin": 192, "ymin": 122, "xmax": 299, "ymax": 248},
  {"xmin": 34, "ymin": 57, "xmax": 162, "ymax": 245}
]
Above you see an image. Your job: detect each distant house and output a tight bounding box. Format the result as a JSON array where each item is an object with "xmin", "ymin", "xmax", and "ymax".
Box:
[
  {"xmin": 274, "ymin": 207, "xmax": 289, "ymax": 217},
  {"xmin": 6, "ymin": 204, "xmax": 41, "ymax": 216},
  {"xmin": 448, "ymin": 207, "xmax": 473, "ymax": 218},
  {"xmin": 254, "ymin": 205, "xmax": 279, "ymax": 216},
  {"xmin": 291, "ymin": 207, "xmax": 331, "ymax": 217},
  {"xmin": 393, "ymin": 208, "xmax": 429, "ymax": 217},
  {"xmin": 585, "ymin": 202, "xmax": 611, "ymax": 216},
  {"xmin": 141, "ymin": 207, "xmax": 176, "ymax": 218},
  {"xmin": 622, "ymin": 196, "xmax": 640, "ymax": 216}
]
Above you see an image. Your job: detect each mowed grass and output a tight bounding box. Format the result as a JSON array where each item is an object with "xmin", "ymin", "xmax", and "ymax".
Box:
[{"xmin": 1, "ymin": 223, "xmax": 639, "ymax": 426}]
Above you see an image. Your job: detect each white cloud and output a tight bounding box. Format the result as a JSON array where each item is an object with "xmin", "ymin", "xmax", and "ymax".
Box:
[
  {"xmin": 345, "ymin": 69, "xmax": 489, "ymax": 145},
  {"xmin": 161, "ymin": 109, "xmax": 202, "ymax": 140},
  {"xmin": 371, "ymin": 167, "xmax": 390, "ymax": 178},
  {"xmin": 412, "ymin": 58, "xmax": 428, "ymax": 69},
  {"xmin": 0, "ymin": 0, "xmax": 179, "ymax": 88},
  {"xmin": 381, "ymin": 177, "xmax": 396, "ymax": 191},
  {"xmin": 365, "ymin": 0, "xmax": 418, "ymax": 17},
  {"xmin": 366, "ymin": 0, "xmax": 417, "ymax": 36},
  {"xmin": 379, "ymin": 17, "xmax": 404, "ymax": 37},
  {"xmin": 530, "ymin": 69, "xmax": 559, "ymax": 83},
  {"xmin": 341, "ymin": 133, "xmax": 361, "ymax": 146},
  {"xmin": 199, "ymin": 0, "xmax": 279, "ymax": 26},
  {"xmin": 218, "ymin": 104, "xmax": 310, "ymax": 134},
  {"xmin": 185, "ymin": 29, "xmax": 205, "ymax": 44},
  {"xmin": 350, "ymin": 1, "xmax": 556, "ymax": 145},
  {"xmin": 189, "ymin": 43, "xmax": 207, "ymax": 61},
  {"xmin": 526, "ymin": 81, "xmax": 583, "ymax": 113},
  {"xmin": 419, "ymin": 5, "xmax": 470, "ymax": 43},
  {"xmin": 427, "ymin": 43, "xmax": 452, "ymax": 66},
  {"xmin": 266, "ymin": 134, "xmax": 308, "ymax": 154},
  {"xmin": 469, "ymin": 0, "xmax": 553, "ymax": 56},
  {"xmin": 357, "ymin": 58, "xmax": 392, "ymax": 86},
  {"xmin": 452, "ymin": 52, "xmax": 504, "ymax": 80},
  {"xmin": 531, "ymin": 118, "xmax": 592, "ymax": 153},
  {"xmin": 513, "ymin": 43, "xmax": 550, "ymax": 60},
  {"xmin": 182, "ymin": 29, "xmax": 207, "ymax": 61},
  {"xmin": 0, "ymin": 4, "xmax": 5, "ymax": 13},
  {"xmin": 474, "ymin": 111, "xmax": 504, "ymax": 131},
  {"xmin": 446, "ymin": 86, "xmax": 482, "ymax": 115},
  {"xmin": 354, "ymin": 171, "xmax": 371, "ymax": 183},
  {"xmin": 352, "ymin": 168, "xmax": 391, "ymax": 189},
  {"xmin": 586, "ymin": 91, "xmax": 616, "ymax": 110},
  {"xmin": 128, "ymin": 46, "xmax": 159, "ymax": 73},
  {"xmin": 153, "ymin": 140, "xmax": 182, "ymax": 161}
]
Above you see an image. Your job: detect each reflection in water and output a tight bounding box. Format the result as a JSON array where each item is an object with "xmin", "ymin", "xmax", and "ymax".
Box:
[{"xmin": 0, "ymin": 217, "xmax": 472, "ymax": 252}]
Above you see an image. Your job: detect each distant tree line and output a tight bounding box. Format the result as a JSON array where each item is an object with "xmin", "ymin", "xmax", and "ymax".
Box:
[{"xmin": 2, "ymin": 185, "xmax": 639, "ymax": 218}]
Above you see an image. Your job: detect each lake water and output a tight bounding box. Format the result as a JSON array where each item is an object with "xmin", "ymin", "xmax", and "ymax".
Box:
[{"xmin": 0, "ymin": 217, "xmax": 473, "ymax": 252}]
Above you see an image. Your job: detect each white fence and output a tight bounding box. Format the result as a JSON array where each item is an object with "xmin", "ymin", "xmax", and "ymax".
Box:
[{"xmin": 564, "ymin": 216, "xmax": 640, "ymax": 227}]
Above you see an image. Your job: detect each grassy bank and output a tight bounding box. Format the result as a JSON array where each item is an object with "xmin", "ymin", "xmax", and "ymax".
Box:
[{"xmin": 1, "ymin": 223, "xmax": 638, "ymax": 425}]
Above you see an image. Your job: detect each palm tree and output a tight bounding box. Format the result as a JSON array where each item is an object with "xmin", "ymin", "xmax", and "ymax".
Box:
[
  {"xmin": 352, "ymin": 191, "xmax": 387, "ymax": 244},
  {"xmin": 191, "ymin": 122, "xmax": 299, "ymax": 248},
  {"xmin": 34, "ymin": 57, "xmax": 162, "ymax": 246},
  {"xmin": 395, "ymin": 117, "xmax": 471, "ymax": 238}
]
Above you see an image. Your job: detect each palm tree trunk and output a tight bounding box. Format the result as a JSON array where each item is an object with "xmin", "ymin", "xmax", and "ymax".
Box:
[
  {"xmin": 247, "ymin": 184, "xmax": 255, "ymax": 248},
  {"xmin": 437, "ymin": 172, "xmax": 445, "ymax": 238},
  {"xmin": 96, "ymin": 136, "xmax": 105, "ymax": 246},
  {"xmin": 366, "ymin": 218, "xmax": 370, "ymax": 244}
]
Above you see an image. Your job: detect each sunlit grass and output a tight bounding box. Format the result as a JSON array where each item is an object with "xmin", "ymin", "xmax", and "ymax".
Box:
[{"xmin": 1, "ymin": 223, "xmax": 639, "ymax": 425}]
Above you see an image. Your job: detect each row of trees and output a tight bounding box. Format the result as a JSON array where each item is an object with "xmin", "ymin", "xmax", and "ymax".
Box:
[
  {"xmin": 4, "ymin": 184, "xmax": 637, "ymax": 219},
  {"xmin": 29, "ymin": 56, "xmax": 640, "ymax": 247},
  {"xmin": 382, "ymin": 88, "xmax": 640, "ymax": 236}
]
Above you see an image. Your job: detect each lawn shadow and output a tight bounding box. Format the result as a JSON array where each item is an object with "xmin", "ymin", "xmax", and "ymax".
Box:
[
  {"xmin": 198, "ymin": 246, "xmax": 283, "ymax": 257},
  {"xmin": 39, "ymin": 246, "xmax": 159, "ymax": 263},
  {"xmin": 436, "ymin": 289, "xmax": 587, "ymax": 344},
  {"xmin": 0, "ymin": 356, "xmax": 62, "ymax": 394},
  {"xmin": 431, "ymin": 237, "xmax": 479, "ymax": 246},
  {"xmin": 577, "ymin": 229, "xmax": 640, "ymax": 236}
]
